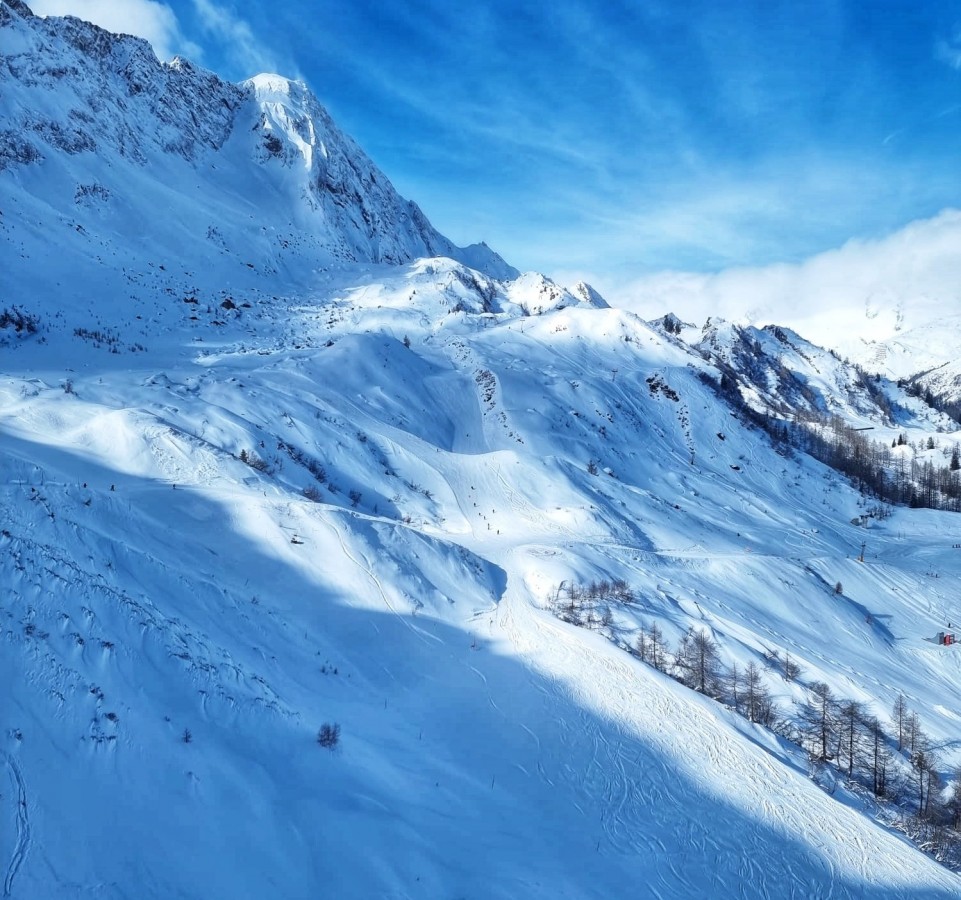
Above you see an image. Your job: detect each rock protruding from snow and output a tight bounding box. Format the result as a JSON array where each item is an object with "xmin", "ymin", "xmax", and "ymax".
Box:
[
  {"xmin": 569, "ymin": 281, "xmax": 610, "ymax": 309},
  {"xmin": 652, "ymin": 312, "xmax": 689, "ymax": 336}
]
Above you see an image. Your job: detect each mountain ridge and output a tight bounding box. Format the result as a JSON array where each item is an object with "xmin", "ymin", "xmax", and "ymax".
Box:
[{"xmin": 0, "ymin": 0, "xmax": 516, "ymax": 281}]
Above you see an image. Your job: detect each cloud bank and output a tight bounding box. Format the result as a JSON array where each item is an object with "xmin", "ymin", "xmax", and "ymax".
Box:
[{"xmin": 599, "ymin": 209, "xmax": 961, "ymax": 369}]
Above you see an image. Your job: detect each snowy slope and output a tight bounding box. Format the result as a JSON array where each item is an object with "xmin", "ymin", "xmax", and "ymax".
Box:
[
  {"xmin": 914, "ymin": 359, "xmax": 961, "ymax": 409},
  {"xmin": 849, "ymin": 314, "xmax": 961, "ymax": 384},
  {"xmin": 4, "ymin": 258, "xmax": 961, "ymax": 897},
  {"xmin": 3, "ymin": 3, "xmax": 961, "ymax": 898},
  {"xmin": 686, "ymin": 317, "xmax": 955, "ymax": 433},
  {"xmin": 0, "ymin": 0, "xmax": 515, "ymax": 300},
  {"xmin": 763, "ymin": 291, "xmax": 961, "ymax": 383}
]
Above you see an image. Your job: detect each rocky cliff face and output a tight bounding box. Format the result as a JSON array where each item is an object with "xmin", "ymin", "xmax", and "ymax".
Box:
[
  {"xmin": 1, "ymin": 4, "xmax": 243, "ymax": 166},
  {"xmin": 246, "ymin": 73, "xmax": 516, "ymax": 276},
  {"xmin": 0, "ymin": 0, "xmax": 516, "ymax": 279}
]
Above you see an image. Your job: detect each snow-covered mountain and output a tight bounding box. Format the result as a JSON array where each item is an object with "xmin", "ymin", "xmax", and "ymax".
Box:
[
  {"xmin": 0, "ymin": 0, "xmax": 515, "ymax": 290},
  {"xmin": 849, "ymin": 313, "xmax": 961, "ymax": 385},
  {"xmin": 914, "ymin": 360, "xmax": 961, "ymax": 408},
  {"xmin": 4, "ymin": 3, "xmax": 961, "ymax": 897},
  {"xmin": 686, "ymin": 317, "xmax": 954, "ymax": 430}
]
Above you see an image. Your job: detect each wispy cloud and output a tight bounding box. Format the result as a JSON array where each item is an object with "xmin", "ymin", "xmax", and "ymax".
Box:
[
  {"xmin": 30, "ymin": 0, "xmax": 200, "ymax": 61},
  {"xmin": 936, "ymin": 27, "xmax": 961, "ymax": 70},
  {"xmin": 191, "ymin": 0, "xmax": 286, "ymax": 78}
]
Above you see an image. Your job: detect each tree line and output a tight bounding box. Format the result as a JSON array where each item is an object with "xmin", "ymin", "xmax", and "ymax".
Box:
[
  {"xmin": 699, "ymin": 369, "xmax": 961, "ymax": 512},
  {"xmin": 548, "ymin": 578, "xmax": 961, "ymax": 868},
  {"xmin": 902, "ymin": 378, "xmax": 961, "ymax": 427}
]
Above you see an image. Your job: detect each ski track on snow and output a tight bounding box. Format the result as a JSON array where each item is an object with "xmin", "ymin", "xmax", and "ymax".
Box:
[
  {"xmin": 491, "ymin": 563, "xmax": 954, "ymax": 897},
  {"xmin": 325, "ymin": 514, "xmax": 442, "ymax": 647},
  {"xmin": 3, "ymin": 755, "xmax": 29, "ymax": 898}
]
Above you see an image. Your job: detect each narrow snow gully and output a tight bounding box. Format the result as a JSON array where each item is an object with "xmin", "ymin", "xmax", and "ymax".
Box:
[{"xmin": 3, "ymin": 754, "xmax": 29, "ymax": 898}]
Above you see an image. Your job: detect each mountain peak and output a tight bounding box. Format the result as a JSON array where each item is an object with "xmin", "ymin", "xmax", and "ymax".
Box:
[
  {"xmin": 247, "ymin": 72, "xmax": 308, "ymax": 97},
  {"xmin": 570, "ymin": 280, "xmax": 610, "ymax": 309},
  {"xmin": 0, "ymin": 2, "xmax": 516, "ymax": 279}
]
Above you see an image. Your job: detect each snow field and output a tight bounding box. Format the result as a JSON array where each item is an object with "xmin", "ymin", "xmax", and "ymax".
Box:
[
  {"xmin": 3, "ymin": 3, "xmax": 961, "ymax": 891},
  {"xmin": 3, "ymin": 263, "xmax": 961, "ymax": 895}
]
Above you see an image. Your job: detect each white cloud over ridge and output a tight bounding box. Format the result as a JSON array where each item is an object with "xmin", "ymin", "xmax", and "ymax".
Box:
[
  {"xmin": 30, "ymin": 0, "xmax": 196, "ymax": 61},
  {"xmin": 601, "ymin": 208, "xmax": 961, "ymax": 373}
]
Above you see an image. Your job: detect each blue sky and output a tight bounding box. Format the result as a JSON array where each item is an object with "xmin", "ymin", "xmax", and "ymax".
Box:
[{"xmin": 31, "ymin": 0, "xmax": 961, "ymax": 296}]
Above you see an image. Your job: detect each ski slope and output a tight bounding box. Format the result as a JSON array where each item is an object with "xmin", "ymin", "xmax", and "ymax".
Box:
[
  {"xmin": 3, "ymin": 257, "xmax": 961, "ymax": 897},
  {"xmin": 3, "ymin": 2, "xmax": 961, "ymax": 895}
]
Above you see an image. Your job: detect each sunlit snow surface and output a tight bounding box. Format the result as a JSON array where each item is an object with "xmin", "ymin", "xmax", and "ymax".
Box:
[
  {"xmin": 3, "ymin": 259, "xmax": 961, "ymax": 897},
  {"xmin": 2, "ymin": 2, "xmax": 961, "ymax": 896}
]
